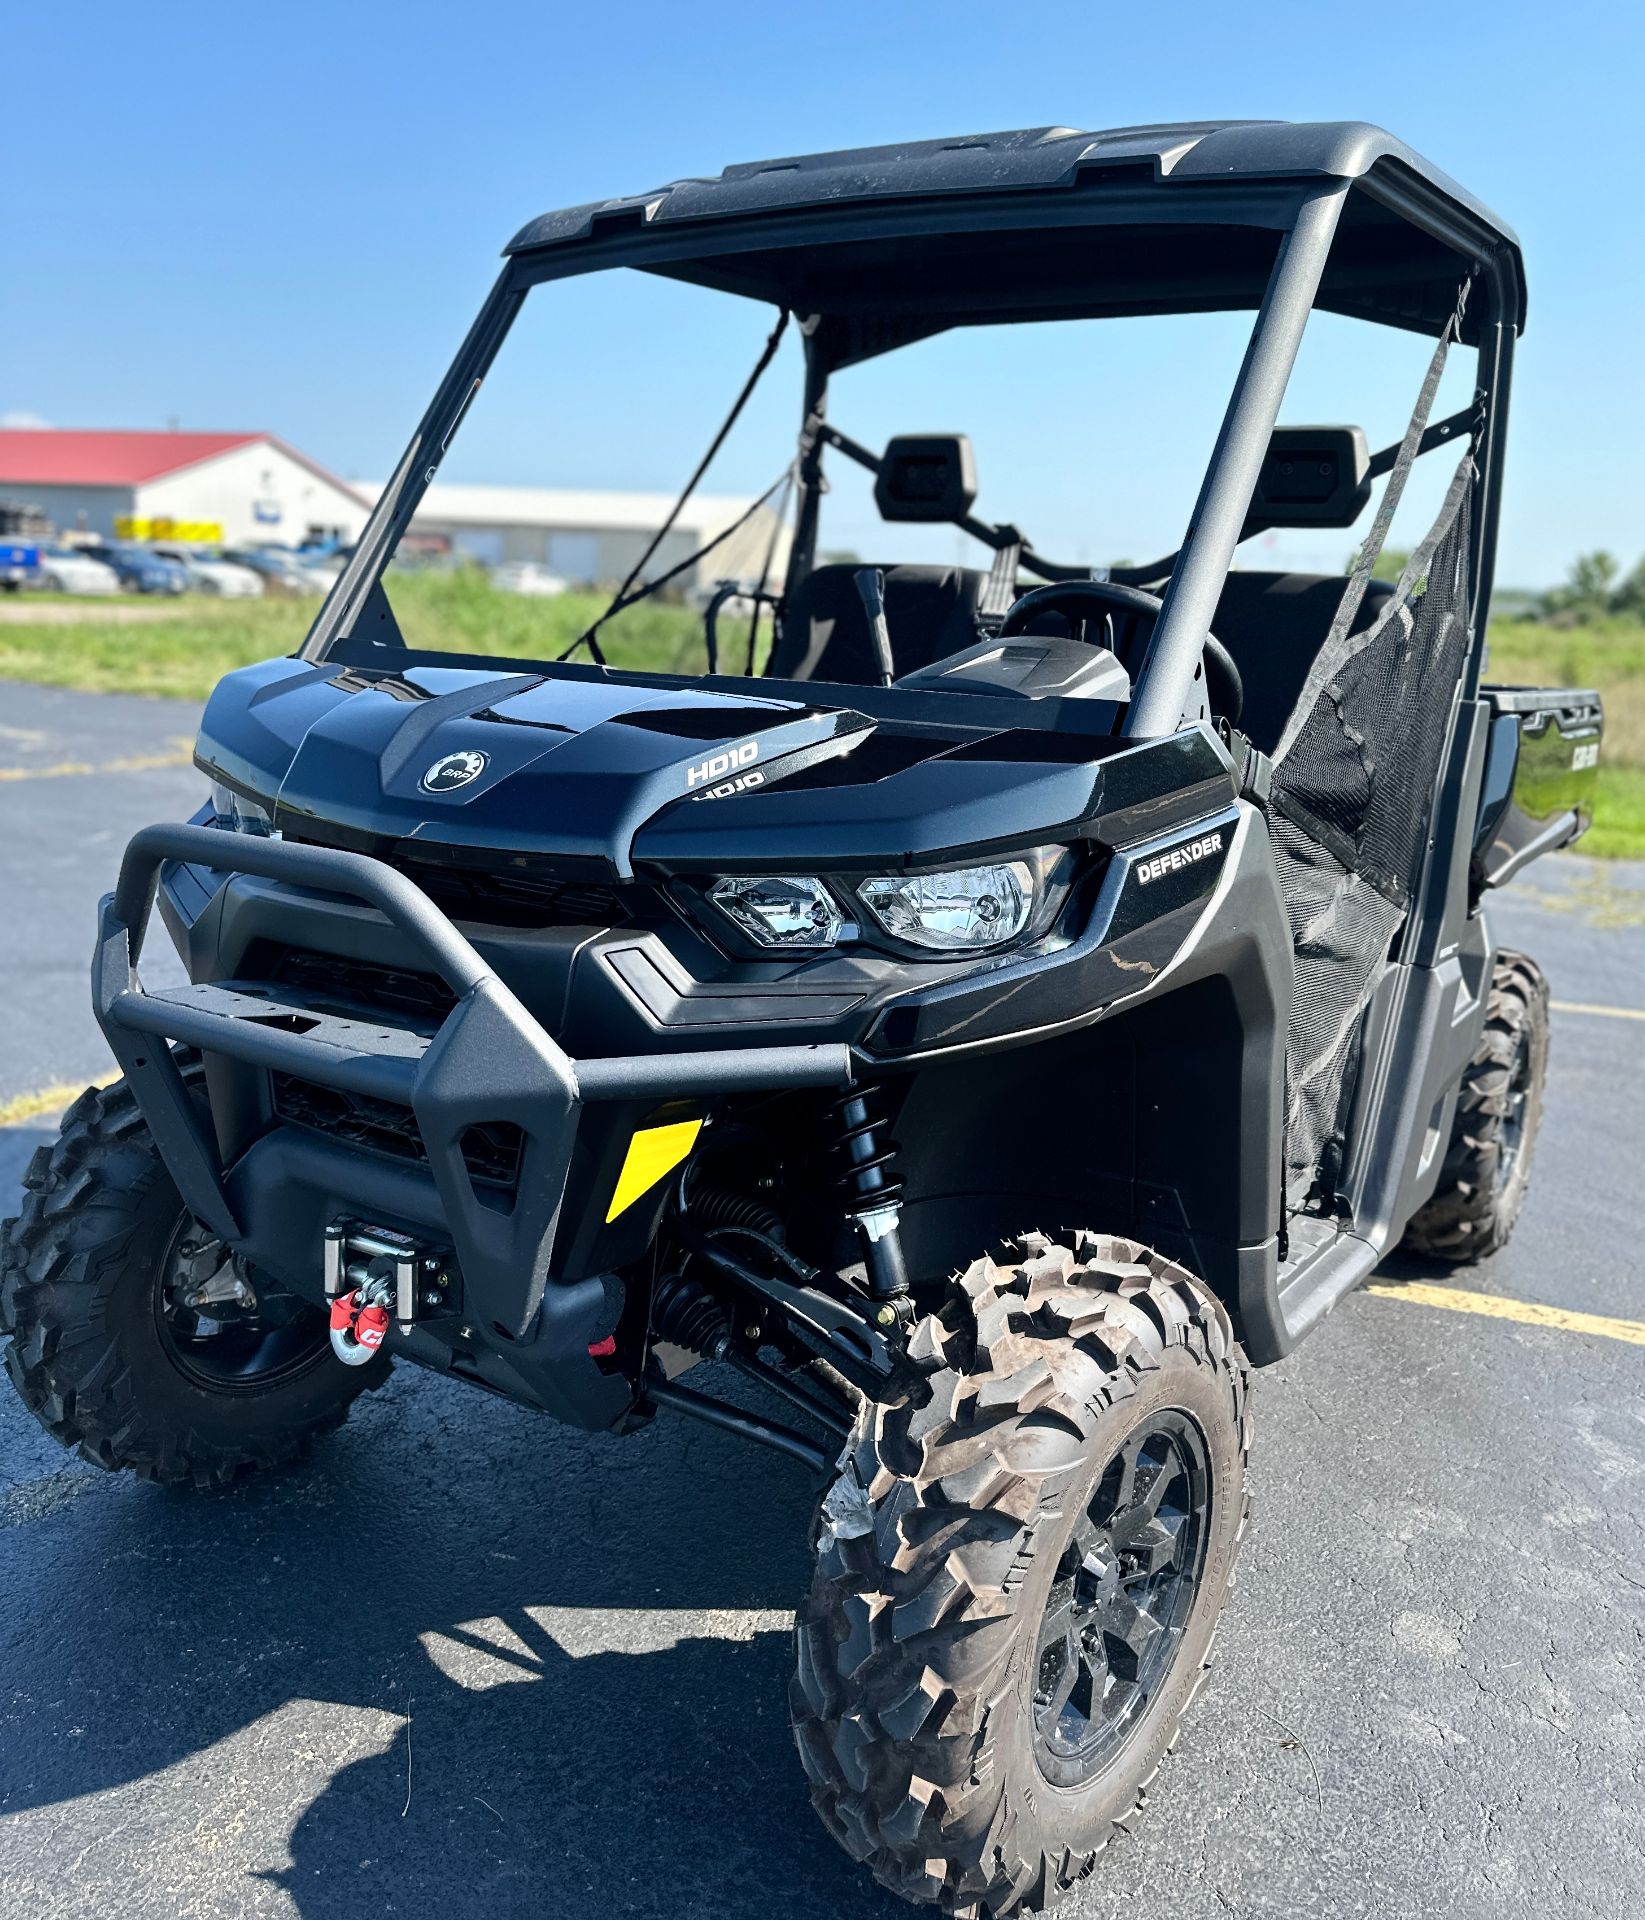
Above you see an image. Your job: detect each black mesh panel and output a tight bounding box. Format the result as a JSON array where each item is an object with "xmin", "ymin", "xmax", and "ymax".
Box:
[
  {"xmin": 1272, "ymin": 496, "xmax": 1473, "ymax": 911},
  {"xmin": 1269, "ymin": 474, "xmax": 1475, "ymax": 1206}
]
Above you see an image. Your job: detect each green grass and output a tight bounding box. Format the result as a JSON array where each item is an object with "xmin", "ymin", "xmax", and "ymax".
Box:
[
  {"xmin": 1483, "ymin": 616, "xmax": 1645, "ymax": 859},
  {"xmin": 1, "ymin": 584, "xmax": 1639, "ymax": 856},
  {"xmin": 0, "ymin": 573, "xmax": 723, "ymax": 700},
  {"xmin": 0, "ymin": 597, "xmax": 311, "ymax": 699},
  {"xmin": 1575, "ymin": 768, "xmax": 1645, "ymax": 859}
]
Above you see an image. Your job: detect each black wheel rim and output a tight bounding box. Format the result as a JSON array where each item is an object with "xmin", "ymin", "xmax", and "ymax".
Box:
[
  {"xmin": 154, "ymin": 1216, "xmax": 331, "ymax": 1392},
  {"xmin": 1498, "ymin": 1037, "xmax": 1533, "ymax": 1186},
  {"xmin": 1030, "ymin": 1409, "xmax": 1212, "ymax": 1787}
]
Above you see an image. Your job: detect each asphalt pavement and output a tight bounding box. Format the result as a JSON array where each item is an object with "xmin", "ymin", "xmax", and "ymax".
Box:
[{"xmin": 1, "ymin": 679, "xmax": 1642, "ymax": 1920}]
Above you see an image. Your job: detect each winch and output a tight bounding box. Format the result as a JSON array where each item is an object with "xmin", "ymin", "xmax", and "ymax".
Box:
[{"xmin": 323, "ymin": 1221, "xmax": 440, "ymax": 1366}]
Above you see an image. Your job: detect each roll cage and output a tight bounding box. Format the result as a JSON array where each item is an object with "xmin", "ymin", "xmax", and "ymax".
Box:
[{"xmin": 300, "ymin": 120, "xmax": 1524, "ymax": 734}]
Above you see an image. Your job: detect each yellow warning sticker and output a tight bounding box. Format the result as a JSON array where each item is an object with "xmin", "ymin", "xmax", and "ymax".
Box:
[{"xmin": 604, "ymin": 1119, "xmax": 703, "ymax": 1223}]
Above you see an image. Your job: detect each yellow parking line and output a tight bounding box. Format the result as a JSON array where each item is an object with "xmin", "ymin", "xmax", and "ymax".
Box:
[
  {"xmin": 0, "ymin": 747, "xmax": 193, "ymax": 782},
  {"xmin": 1366, "ymin": 1280, "xmax": 1645, "ymax": 1348},
  {"xmin": 1552, "ymin": 999, "xmax": 1645, "ymax": 1024},
  {"xmin": 0, "ymin": 1074, "xmax": 119, "ymax": 1128}
]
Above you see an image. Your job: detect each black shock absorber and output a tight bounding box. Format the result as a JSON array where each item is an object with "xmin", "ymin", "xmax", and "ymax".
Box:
[{"xmin": 831, "ymin": 1089, "xmax": 909, "ymax": 1305}]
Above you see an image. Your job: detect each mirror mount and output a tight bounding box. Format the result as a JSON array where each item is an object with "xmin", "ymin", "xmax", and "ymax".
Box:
[
  {"xmin": 1251, "ymin": 426, "xmax": 1371, "ymax": 528},
  {"xmin": 873, "ymin": 434, "xmax": 978, "ymax": 524}
]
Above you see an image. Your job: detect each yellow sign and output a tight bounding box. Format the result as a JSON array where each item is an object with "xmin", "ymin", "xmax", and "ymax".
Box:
[{"xmin": 114, "ymin": 516, "xmax": 223, "ymax": 543}]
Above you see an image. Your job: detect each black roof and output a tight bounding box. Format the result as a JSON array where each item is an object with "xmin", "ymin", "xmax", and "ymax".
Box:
[{"xmin": 505, "ymin": 122, "xmax": 1524, "ymax": 350}]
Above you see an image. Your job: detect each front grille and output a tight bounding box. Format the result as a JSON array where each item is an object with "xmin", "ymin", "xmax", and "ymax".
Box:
[
  {"xmin": 281, "ymin": 822, "xmax": 632, "ymax": 930},
  {"xmin": 397, "ymin": 867, "xmax": 629, "ymax": 933},
  {"xmin": 255, "ymin": 945, "xmax": 457, "ymax": 1025},
  {"xmin": 271, "ymin": 1073, "xmax": 523, "ymax": 1189},
  {"xmin": 392, "ymin": 861, "xmax": 629, "ymax": 930}
]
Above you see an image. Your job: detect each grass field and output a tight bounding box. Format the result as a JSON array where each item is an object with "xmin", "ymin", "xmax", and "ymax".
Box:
[
  {"xmin": 1484, "ymin": 617, "xmax": 1644, "ymax": 857},
  {"xmin": 1, "ymin": 580, "xmax": 1639, "ymax": 856},
  {"xmin": 0, "ymin": 572, "xmax": 718, "ymax": 698}
]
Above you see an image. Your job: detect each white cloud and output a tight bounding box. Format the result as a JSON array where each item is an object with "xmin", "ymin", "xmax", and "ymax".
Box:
[{"xmin": 0, "ymin": 410, "xmax": 52, "ymax": 429}]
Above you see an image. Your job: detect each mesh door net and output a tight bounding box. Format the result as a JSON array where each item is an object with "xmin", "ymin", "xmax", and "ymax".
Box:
[{"xmin": 1268, "ymin": 464, "xmax": 1475, "ymax": 1207}]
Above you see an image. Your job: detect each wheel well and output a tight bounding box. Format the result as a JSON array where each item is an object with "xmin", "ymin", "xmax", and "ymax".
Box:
[{"xmin": 888, "ymin": 976, "xmax": 1256, "ymax": 1331}]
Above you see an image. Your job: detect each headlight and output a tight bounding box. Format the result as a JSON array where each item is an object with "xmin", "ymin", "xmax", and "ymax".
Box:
[
  {"xmin": 703, "ymin": 849, "xmax": 1072, "ymax": 955},
  {"xmin": 857, "ymin": 860, "xmax": 1035, "ymax": 951},
  {"xmin": 708, "ymin": 874, "xmax": 845, "ymax": 948},
  {"xmin": 209, "ymin": 780, "xmax": 276, "ymax": 836}
]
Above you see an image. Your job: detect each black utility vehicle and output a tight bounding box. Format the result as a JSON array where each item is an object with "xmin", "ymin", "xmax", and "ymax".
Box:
[{"xmin": 2, "ymin": 122, "xmax": 1604, "ymax": 1914}]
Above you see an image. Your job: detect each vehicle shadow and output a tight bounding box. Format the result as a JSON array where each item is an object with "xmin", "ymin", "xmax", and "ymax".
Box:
[
  {"xmin": 267, "ymin": 1618, "xmax": 895, "ymax": 1920},
  {"xmin": 0, "ymin": 1365, "xmax": 898, "ymax": 1917},
  {"xmin": 1368, "ymin": 1247, "xmax": 1474, "ymax": 1286}
]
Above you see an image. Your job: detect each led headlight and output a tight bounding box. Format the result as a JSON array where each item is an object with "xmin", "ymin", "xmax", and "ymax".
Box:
[
  {"xmin": 209, "ymin": 780, "xmax": 275, "ymax": 836},
  {"xmin": 708, "ymin": 874, "xmax": 845, "ymax": 948},
  {"xmin": 703, "ymin": 850, "xmax": 1072, "ymax": 955},
  {"xmin": 857, "ymin": 860, "xmax": 1037, "ymax": 951}
]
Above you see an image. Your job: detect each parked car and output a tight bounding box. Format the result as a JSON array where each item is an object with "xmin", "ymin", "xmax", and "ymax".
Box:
[
  {"xmin": 149, "ymin": 545, "xmax": 265, "ymax": 598},
  {"xmin": 35, "ymin": 544, "xmax": 119, "ymax": 596},
  {"xmin": 0, "ymin": 539, "xmax": 40, "ymax": 592},
  {"xmin": 491, "ymin": 560, "xmax": 568, "ymax": 597},
  {"xmin": 296, "ymin": 543, "xmax": 351, "ymax": 581},
  {"xmin": 1, "ymin": 505, "xmax": 47, "ymax": 590},
  {"xmin": 267, "ymin": 549, "xmax": 339, "ymax": 594},
  {"xmin": 219, "ymin": 548, "xmax": 326, "ymax": 597},
  {"xmin": 83, "ymin": 543, "xmax": 189, "ymax": 595}
]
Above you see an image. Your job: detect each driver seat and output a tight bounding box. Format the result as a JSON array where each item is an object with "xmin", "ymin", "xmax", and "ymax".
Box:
[{"xmin": 768, "ymin": 563, "xmax": 988, "ymax": 684}]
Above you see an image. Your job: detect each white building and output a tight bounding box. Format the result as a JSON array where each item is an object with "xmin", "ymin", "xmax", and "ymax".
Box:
[
  {"xmin": 0, "ymin": 430, "xmax": 791, "ymax": 593},
  {"xmin": 0, "ymin": 430, "xmax": 370, "ymax": 547},
  {"xmin": 397, "ymin": 482, "xmax": 792, "ymax": 592}
]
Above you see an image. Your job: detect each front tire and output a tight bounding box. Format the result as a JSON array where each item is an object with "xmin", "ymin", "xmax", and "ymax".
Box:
[
  {"xmin": 1402, "ymin": 949, "xmax": 1550, "ymax": 1263},
  {"xmin": 792, "ymin": 1233, "xmax": 1250, "ymax": 1916},
  {"xmin": 1, "ymin": 1068, "xmax": 386, "ymax": 1486}
]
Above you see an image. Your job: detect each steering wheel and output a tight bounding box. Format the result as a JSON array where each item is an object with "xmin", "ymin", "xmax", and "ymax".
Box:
[{"xmin": 999, "ymin": 580, "xmax": 1244, "ymax": 727}]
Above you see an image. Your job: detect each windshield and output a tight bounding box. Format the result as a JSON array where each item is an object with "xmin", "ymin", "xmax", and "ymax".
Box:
[
  {"xmin": 310, "ymin": 272, "xmax": 1260, "ymax": 682},
  {"xmin": 306, "ymin": 209, "xmax": 1482, "ymax": 727}
]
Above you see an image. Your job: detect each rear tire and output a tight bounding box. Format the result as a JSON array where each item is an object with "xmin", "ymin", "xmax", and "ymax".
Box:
[
  {"xmin": 1402, "ymin": 950, "xmax": 1550, "ymax": 1263},
  {"xmin": 792, "ymin": 1232, "xmax": 1250, "ymax": 1916},
  {"xmin": 1, "ymin": 1067, "xmax": 386, "ymax": 1487}
]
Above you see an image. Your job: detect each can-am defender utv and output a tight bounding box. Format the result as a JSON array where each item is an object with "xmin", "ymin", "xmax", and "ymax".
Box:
[{"xmin": 2, "ymin": 122, "xmax": 1603, "ymax": 1913}]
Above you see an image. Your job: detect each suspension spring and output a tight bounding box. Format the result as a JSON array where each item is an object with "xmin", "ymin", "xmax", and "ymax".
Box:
[{"xmin": 829, "ymin": 1089, "xmax": 909, "ymax": 1302}]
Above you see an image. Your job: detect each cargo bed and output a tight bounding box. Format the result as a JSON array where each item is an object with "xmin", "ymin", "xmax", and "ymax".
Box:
[{"xmin": 1476, "ymin": 685, "xmax": 1603, "ymax": 886}]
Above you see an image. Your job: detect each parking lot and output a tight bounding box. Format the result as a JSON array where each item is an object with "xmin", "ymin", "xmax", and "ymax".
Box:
[{"xmin": 1, "ymin": 678, "xmax": 1642, "ymax": 1920}]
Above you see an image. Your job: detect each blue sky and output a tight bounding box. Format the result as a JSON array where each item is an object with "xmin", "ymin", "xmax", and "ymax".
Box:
[{"xmin": 4, "ymin": 0, "xmax": 1638, "ymax": 587}]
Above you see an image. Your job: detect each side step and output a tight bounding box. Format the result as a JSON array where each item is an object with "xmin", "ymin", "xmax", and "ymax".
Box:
[{"xmin": 1276, "ymin": 1219, "xmax": 1380, "ymax": 1346}]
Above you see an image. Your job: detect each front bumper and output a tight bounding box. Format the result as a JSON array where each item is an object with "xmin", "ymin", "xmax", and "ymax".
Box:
[{"xmin": 95, "ymin": 821, "xmax": 853, "ymax": 1426}]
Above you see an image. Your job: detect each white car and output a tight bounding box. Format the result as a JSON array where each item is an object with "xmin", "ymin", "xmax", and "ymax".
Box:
[
  {"xmin": 36, "ymin": 545, "xmax": 120, "ymax": 596},
  {"xmin": 151, "ymin": 545, "xmax": 265, "ymax": 598},
  {"xmin": 292, "ymin": 559, "xmax": 341, "ymax": 594},
  {"xmin": 491, "ymin": 561, "xmax": 568, "ymax": 597}
]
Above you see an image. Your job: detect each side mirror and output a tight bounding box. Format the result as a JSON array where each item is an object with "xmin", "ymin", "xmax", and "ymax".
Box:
[
  {"xmin": 1252, "ymin": 426, "xmax": 1370, "ymax": 527},
  {"xmin": 875, "ymin": 434, "xmax": 977, "ymax": 523}
]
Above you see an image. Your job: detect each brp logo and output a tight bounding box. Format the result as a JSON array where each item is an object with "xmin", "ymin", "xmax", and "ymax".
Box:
[{"xmin": 420, "ymin": 750, "xmax": 489, "ymax": 794}]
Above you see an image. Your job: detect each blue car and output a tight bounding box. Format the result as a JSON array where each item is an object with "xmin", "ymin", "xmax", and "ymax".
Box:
[{"xmin": 85, "ymin": 543, "xmax": 189, "ymax": 594}]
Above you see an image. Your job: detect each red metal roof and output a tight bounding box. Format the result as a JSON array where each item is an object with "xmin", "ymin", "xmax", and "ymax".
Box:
[{"xmin": 0, "ymin": 429, "xmax": 263, "ymax": 488}]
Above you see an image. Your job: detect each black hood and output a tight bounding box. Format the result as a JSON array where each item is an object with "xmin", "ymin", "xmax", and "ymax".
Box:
[
  {"xmin": 197, "ymin": 658, "xmax": 878, "ymax": 877},
  {"xmin": 195, "ymin": 657, "xmax": 1228, "ymax": 879}
]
